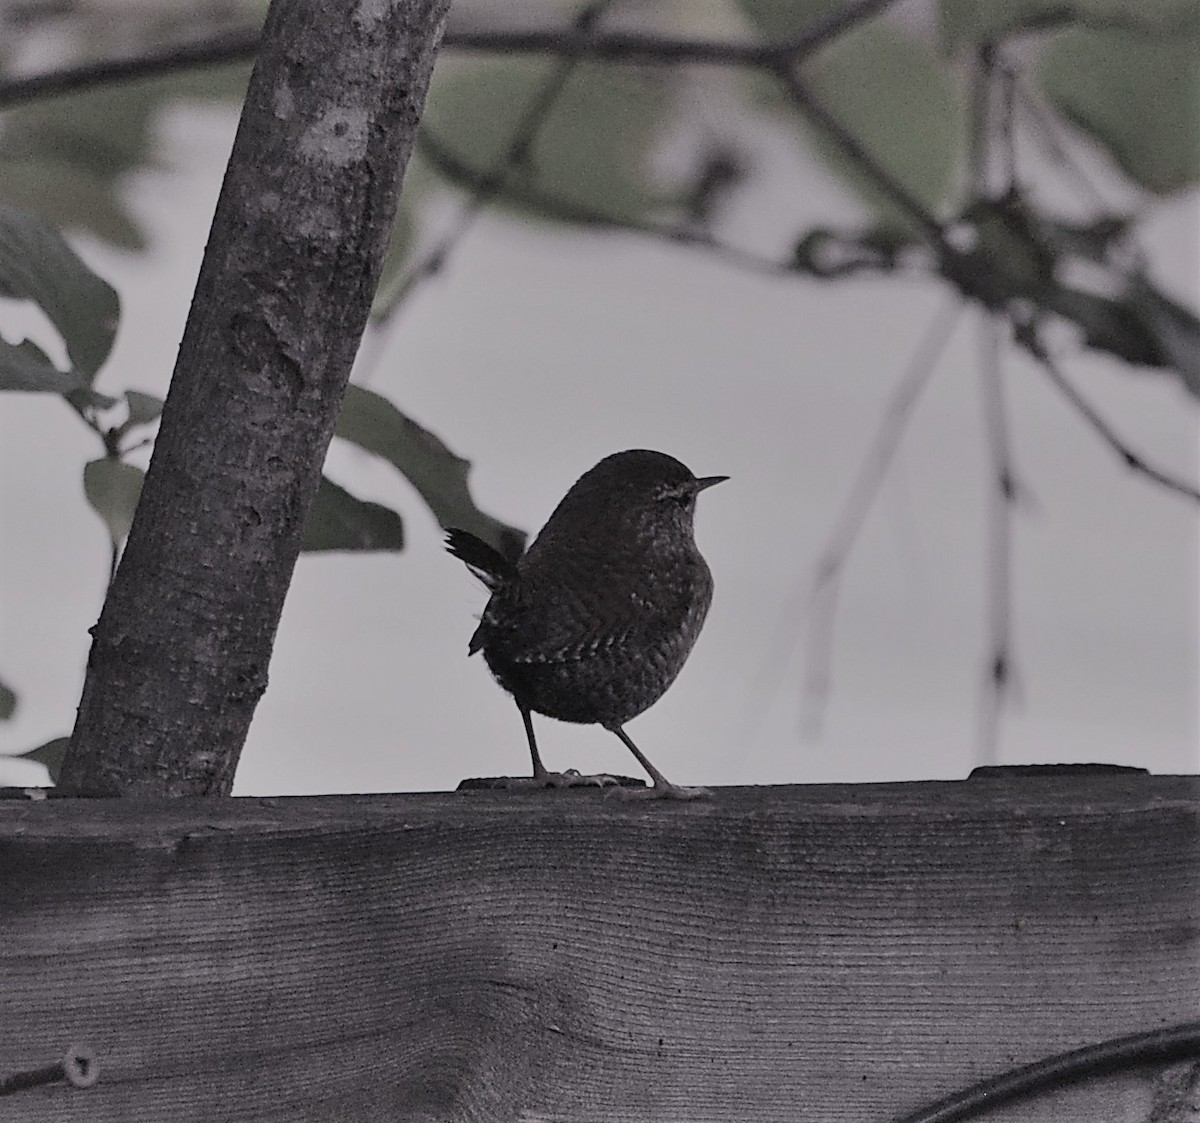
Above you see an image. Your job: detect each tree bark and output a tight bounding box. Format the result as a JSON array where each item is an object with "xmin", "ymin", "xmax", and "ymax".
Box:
[{"xmin": 60, "ymin": 0, "xmax": 451, "ymax": 796}]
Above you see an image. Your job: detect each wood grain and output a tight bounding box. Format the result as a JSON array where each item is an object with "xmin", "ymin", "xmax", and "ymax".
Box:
[{"xmin": 1, "ymin": 776, "xmax": 1197, "ymax": 1121}]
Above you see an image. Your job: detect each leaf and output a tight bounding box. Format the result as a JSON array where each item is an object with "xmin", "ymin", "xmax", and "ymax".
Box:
[
  {"xmin": 124, "ymin": 389, "xmax": 164, "ymax": 428},
  {"xmin": 0, "ymin": 59, "xmax": 252, "ymax": 250},
  {"xmin": 739, "ymin": 3, "xmax": 965, "ymax": 233},
  {"xmin": 335, "ymin": 385, "xmax": 525, "ymax": 560},
  {"xmin": 302, "ymin": 477, "xmax": 406, "ymax": 553},
  {"xmin": 0, "ymin": 339, "xmax": 86, "ymax": 394},
  {"xmin": 1128, "ymin": 279, "xmax": 1200, "ymax": 397},
  {"xmin": 1038, "ymin": 29, "xmax": 1200, "ymax": 194},
  {"xmin": 939, "ymin": 0, "xmax": 1200, "ymax": 54},
  {"xmin": 83, "ymin": 458, "xmax": 145, "ymax": 546},
  {"xmin": 421, "ymin": 58, "xmax": 672, "ymax": 224},
  {"xmin": 15, "ymin": 736, "xmax": 71, "ymax": 785},
  {"xmin": 1045, "ymin": 287, "xmax": 1167, "ymax": 367},
  {"xmin": 0, "ymin": 159, "xmax": 146, "ymax": 251},
  {"xmin": 0, "ymin": 677, "xmax": 15, "ymax": 721},
  {"xmin": 0, "ymin": 206, "xmax": 121, "ymax": 380}
]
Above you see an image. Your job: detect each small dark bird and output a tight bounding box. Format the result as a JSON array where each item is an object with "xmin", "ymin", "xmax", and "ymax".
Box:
[{"xmin": 446, "ymin": 449, "xmax": 726, "ymax": 800}]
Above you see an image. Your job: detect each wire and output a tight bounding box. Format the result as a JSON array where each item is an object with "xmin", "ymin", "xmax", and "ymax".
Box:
[{"xmin": 893, "ymin": 1021, "xmax": 1200, "ymax": 1123}]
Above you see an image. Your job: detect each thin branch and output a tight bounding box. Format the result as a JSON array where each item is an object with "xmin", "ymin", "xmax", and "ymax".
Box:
[
  {"xmin": 1014, "ymin": 318, "xmax": 1200, "ymax": 503},
  {"xmin": 0, "ymin": 1, "xmax": 899, "ymax": 110},
  {"xmin": 0, "ymin": 29, "xmax": 260, "ymax": 108},
  {"xmin": 737, "ymin": 297, "xmax": 964, "ymax": 744},
  {"xmin": 971, "ymin": 50, "xmax": 1017, "ymax": 768},
  {"xmin": 798, "ymin": 298, "xmax": 964, "ymax": 737},
  {"xmin": 1009, "ymin": 71, "xmax": 1111, "ymax": 214},
  {"xmin": 770, "ymin": 64, "xmax": 947, "ymax": 245},
  {"xmin": 997, "ymin": 58, "xmax": 1018, "ymax": 193},
  {"xmin": 968, "ymin": 44, "xmax": 993, "ymax": 197},
  {"xmin": 368, "ymin": 1, "xmax": 615, "ymax": 333},
  {"xmin": 412, "ymin": 127, "xmax": 797, "ymax": 280},
  {"xmin": 448, "ymin": 0, "xmax": 897, "ymax": 66},
  {"xmin": 976, "ymin": 312, "xmax": 1016, "ymax": 767}
]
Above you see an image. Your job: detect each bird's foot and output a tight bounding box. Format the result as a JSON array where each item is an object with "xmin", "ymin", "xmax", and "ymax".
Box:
[
  {"xmin": 609, "ymin": 781, "xmax": 713, "ymax": 802},
  {"xmin": 457, "ymin": 771, "xmax": 645, "ymax": 792}
]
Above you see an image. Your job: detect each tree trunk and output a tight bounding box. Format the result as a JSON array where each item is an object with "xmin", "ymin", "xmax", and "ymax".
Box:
[{"xmin": 59, "ymin": 0, "xmax": 451, "ymax": 796}]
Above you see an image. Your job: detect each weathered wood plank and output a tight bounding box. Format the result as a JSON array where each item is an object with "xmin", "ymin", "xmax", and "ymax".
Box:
[{"xmin": 1, "ymin": 776, "xmax": 1198, "ymax": 1121}]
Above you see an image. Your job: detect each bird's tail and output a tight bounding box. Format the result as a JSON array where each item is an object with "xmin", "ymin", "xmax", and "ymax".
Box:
[{"xmin": 445, "ymin": 528, "xmax": 517, "ymax": 591}]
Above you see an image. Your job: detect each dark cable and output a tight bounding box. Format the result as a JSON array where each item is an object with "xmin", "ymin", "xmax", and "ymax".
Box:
[{"xmin": 894, "ymin": 1021, "xmax": 1200, "ymax": 1123}]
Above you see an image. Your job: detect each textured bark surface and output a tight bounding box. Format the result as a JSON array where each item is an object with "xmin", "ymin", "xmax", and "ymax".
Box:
[
  {"xmin": 2, "ymin": 776, "xmax": 1198, "ymax": 1121},
  {"xmin": 59, "ymin": 0, "xmax": 451, "ymax": 796}
]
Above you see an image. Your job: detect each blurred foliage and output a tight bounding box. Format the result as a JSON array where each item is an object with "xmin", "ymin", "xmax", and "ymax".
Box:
[
  {"xmin": 13, "ymin": 736, "xmax": 70, "ymax": 784},
  {"xmin": 0, "ymin": 66, "xmax": 252, "ymax": 248},
  {"xmin": 0, "ymin": 205, "xmax": 118, "ymax": 400},
  {"xmin": 336, "ymin": 384, "xmax": 526, "ymax": 561},
  {"xmin": 738, "ymin": 0, "xmax": 966, "ymax": 234},
  {"xmin": 422, "ymin": 57, "xmax": 675, "ymax": 224},
  {"xmin": 1038, "ymin": 30, "xmax": 1200, "ymax": 194}
]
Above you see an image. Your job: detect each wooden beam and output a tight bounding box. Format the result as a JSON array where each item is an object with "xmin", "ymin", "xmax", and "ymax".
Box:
[{"xmin": 2, "ymin": 775, "xmax": 1198, "ymax": 1120}]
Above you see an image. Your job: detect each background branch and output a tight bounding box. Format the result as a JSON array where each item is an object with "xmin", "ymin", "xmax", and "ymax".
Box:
[
  {"xmin": 739, "ymin": 298, "xmax": 964, "ymax": 742},
  {"xmin": 976, "ymin": 313, "xmax": 1017, "ymax": 767},
  {"xmin": 1015, "ymin": 320, "xmax": 1200, "ymax": 504},
  {"xmin": 0, "ymin": 0, "xmax": 898, "ymax": 110}
]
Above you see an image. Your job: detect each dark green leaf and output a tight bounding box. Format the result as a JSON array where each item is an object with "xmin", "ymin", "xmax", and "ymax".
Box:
[
  {"xmin": 1045, "ymin": 287, "xmax": 1167, "ymax": 367},
  {"xmin": 0, "ymin": 60, "xmax": 252, "ymax": 249},
  {"xmin": 83, "ymin": 458, "xmax": 144, "ymax": 546},
  {"xmin": 1128, "ymin": 279, "xmax": 1200, "ymax": 396},
  {"xmin": 740, "ymin": 4, "xmax": 965, "ymax": 233},
  {"xmin": 302, "ymin": 477, "xmax": 406, "ymax": 553},
  {"xmin": 1038, "ymin": 29, "xmax": 1200, "ymax": 194},
  {"xmin": 0, "ymin": 160, "xmax": 146, "ymax": 250},
  {"xmin": 736, "ymin": 0, "xmax": 849, "ymax": 39},
  {"xmin": 0, "ymin": 678, "xmax": 15, "ymax": 721},
  {"xmin": 15, "ymin": 736, "xmax": 71, "ymax": 785},
  {"xmin": 421, "ymin": 58, "xmax": 672, "ymax": 224},
  {"xmin": 939, "ymin": 0, "xmax": 1200, "ymax": 53},
  {"xmin": 335, "ymin": 385, "xmax": 525, "ymax": 560},
  {"xmin": 0, "ymin": 206, "xmax": 120, "ymax": 380},
  {"xmin": 0, "ymin": 339, "xmax": 87, "ymax": 394},
  {"xmin": 125, "ymin": 389, "xmax": 164, "ymax": 428}
]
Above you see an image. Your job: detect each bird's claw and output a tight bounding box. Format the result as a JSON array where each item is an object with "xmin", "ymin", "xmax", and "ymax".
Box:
[
  {"xmin": 457, "ymin": 772, "xmax": 645, "ymax": 792},
  {"xmin": 608, "ymin": 782, "xmax": 713, "ymax": 802}
]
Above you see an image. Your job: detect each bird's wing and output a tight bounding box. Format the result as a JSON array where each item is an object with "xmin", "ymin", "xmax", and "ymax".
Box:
[{"xmin": 486, "ymin": 570, "xmax": 693, "ymax": 666}]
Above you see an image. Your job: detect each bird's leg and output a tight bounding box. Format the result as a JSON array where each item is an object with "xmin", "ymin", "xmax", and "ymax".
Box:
[
  {"xmin": 606, "ymin": 725, "xmax": 711, "ymax": 801},
  {"xmin": 521, "ymin": 703, "xmax": 554, "ymax": 782},
  {"xmin": 461, "ymin": 704, "xmax": 634, "ymax": 791}
]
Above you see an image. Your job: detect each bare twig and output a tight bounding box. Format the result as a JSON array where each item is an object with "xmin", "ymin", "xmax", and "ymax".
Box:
[
  {"xmin": 976, "ymin": 312, "xmax": 1015, "ymax": 767},
  {"xmin": 0, "ymin": 1, "xmax": 899, "ymax": 110},
  {"xmin": 797, "ymin": 298, "xmax": 964, "ymax": 737},
  {"xmin": 366, "ymin": 5, "xmax": 612, "ymax": 334},
  {"xmin": 737, "ymin": 297, "xmax": 964, "ymax": 742},
  {"xmin": 971, "ymin": 48, "xmax": 1017, "ymax": 768},
  {"xmin": 0, "ymin": 29, "xmax": 259, "ymax": 108},
  {"xmin": 1009, "ymin": 72, "xmax": 1111, "ymax": 214},
  {"xmin": 1014, "ymin": 318, "xmax": 1200, "ymax": 503},
  {"xmin": 412, "ymin": 127, "xmax": 798, "ymax": 279},
  {"xmin": 771, "ymin": 65, "xmax": 946, "ymax": 245}
]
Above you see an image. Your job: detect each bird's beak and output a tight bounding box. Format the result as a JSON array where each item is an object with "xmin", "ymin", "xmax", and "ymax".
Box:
[{"xmin": 695, "ymin": 475, "xmax": 729, "ymax": 492}]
